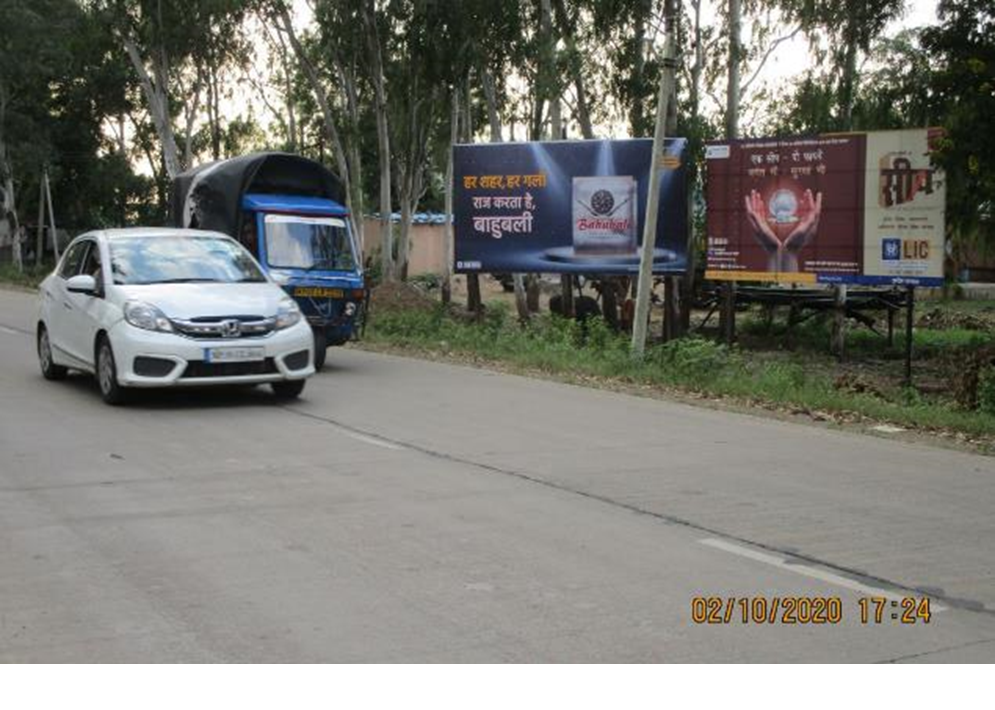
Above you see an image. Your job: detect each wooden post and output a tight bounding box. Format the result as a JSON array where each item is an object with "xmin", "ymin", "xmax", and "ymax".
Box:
[
  {"xmin": 887, "ymin": 303, "xmax": 895, "ymax": 348},
  {"xmin": 560, "ymin": 274, "xmax": 575, "ymax": 319},
  {"xmin": 602, "ymin": 280, "xmax": 619, "ymax": 330},
  {"xmin": 663, "ymin": 276, "xmax": 677, "ymax": 341},
  {"xmin": 721, "ymin": 281, "xmax": 736, "ymax": 345},
  {"xmin": 831, "ymin": 284, "xmax": 847, "ymax": 359},
  {"xmin": 467, "ymin": 273, "xmax": 482, "ymax": 317},
  {"xmin": 526, "ymin": 274, "xmax": 541, "ymax": 313},
  {"xmin": 904, "ymin": 286, "xmax": 914, "ymax": 386}
]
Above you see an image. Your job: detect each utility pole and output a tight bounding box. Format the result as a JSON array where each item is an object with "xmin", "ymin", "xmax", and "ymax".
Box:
[{"xmin": 631, "ymin": 0, "xmax": 677, "ymax": 357}]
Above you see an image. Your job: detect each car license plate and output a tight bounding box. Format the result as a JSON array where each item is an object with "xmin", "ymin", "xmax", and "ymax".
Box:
[
  {"xmin": 204, "ymin": 347, "xmax": 265, "ymax": 363},
  {"xmin": 294, "ymin": 287, "xmax": 344, "ymax": 298}
]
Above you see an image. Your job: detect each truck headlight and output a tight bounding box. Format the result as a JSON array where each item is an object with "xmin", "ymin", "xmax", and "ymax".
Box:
[
  {"xmin": 124, "ymin": 301, "xmax": 173, "ymax": 333},
  {"xmin": 275, "ymin": 299, "xmax": 302, "ymax": 329},
  {"xmin": 344, "ymin": 302, "xmax": 357, "ymax": 317}
]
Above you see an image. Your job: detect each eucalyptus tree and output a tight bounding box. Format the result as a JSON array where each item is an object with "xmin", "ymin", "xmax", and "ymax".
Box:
[
  {"xmin": 2, "ymin": 0, "xmax": 145, "ymax": 260},
  {"xmin": 774, "ymin": 0, "xmax": 906, "ymax": 131},
  {"xmin": 922, "ymin": 0, "xmax": 995, "ymax": 251},
  {"xmin": 270, "ymin": 0, "xmax": 365, "ymax": 246},
  {"xmin": 98, "ymin": 0, "xmax": 255, "ymax": 179}
]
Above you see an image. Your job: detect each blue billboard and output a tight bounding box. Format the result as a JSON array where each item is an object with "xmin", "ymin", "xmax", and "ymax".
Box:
[{"xmin": 453, "ymin": 138, "xmax": 688, "ymax": 275}]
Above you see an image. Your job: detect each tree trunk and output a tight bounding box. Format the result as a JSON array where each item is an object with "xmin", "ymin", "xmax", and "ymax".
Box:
[
  {"xmin": 512, "ymin": 274, "xmax": 529, "ymax": 322},
  {"xmin": 462, "ymin": 73, "xmax": 482, "ymax": 315},
  {"xmin": 333, "ymin": 56, "xmax": 365, "ymax": 251},
  {"xmin": 275, "ymin": 9, "xmax": 358, "ymax": 241},
  {"xmin": 123, "ymin": 37, "xmax": 182, "ymax": 179},
  {"xmin": 552, "ymin": 0, "xmax": 593, "ymax": 139},
  {"xmin": 837, "ymin": 18, "xmax": 859, "ymax": 131},
  {"xmin": 718, "ymin": 0, "xmax": 744, "ymax": 344},
  {"xmin": 397, "ymin": 195, "xmax": 412, "ymax": 282},
  {"xmin": 182, "ymin": 67, "xmax": 203, "ymax": 169},
  {"xmin": 362, "ymin": 0, "xmax": 393, "ymax": 281},
  {"xmin": 481, "ymin": 69, "xmax": 503, "ymax": 143},
  {"xmin": 726, "ymin": 0, "xmax": 742, "ymax": 139},
  {"xmin": 629, "ymin": 0, "xmax": 651, "ymax": 136},
  {"xmin": 442, "ymin": 89, "xmax": 459, "ymax": 305}
]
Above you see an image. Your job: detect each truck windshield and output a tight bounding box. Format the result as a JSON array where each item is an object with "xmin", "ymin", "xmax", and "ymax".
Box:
[{"xmin": 264, "ymin": 215, "xmax": 356, "ymax": 271}]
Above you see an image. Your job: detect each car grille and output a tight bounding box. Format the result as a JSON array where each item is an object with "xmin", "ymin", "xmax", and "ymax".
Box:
[
  {"xmin": 171, "ymin": 315, "xmax": 275, "ymax": 340},
  {"xmin": 182, "ymin": 358, "xmax": 278, "ymax": 378}
]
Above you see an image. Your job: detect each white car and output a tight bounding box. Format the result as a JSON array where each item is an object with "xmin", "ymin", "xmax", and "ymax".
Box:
[{"xmin": 36, "ymin": 228, "xmax": 315, "ymax": 404}]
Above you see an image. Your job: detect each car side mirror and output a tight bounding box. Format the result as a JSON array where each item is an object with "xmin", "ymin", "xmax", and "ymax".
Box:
[{"xmin": 66, "ymin": 274, "xmax": 97, "ymax": 295}]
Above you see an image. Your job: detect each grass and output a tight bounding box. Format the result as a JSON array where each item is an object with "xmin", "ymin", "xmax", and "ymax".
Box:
[
  {"xmin": 365, "ymin": 302, "xmax": 995, "ymax": 444},
  {"xmin": 0, "ymin": 261, "xmax": 52, "ymax": 289}
]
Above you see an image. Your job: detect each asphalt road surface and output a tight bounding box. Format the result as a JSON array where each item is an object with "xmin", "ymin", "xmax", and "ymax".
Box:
[{"xmin": 2, "ymin": 286, "xmax": 995, "ymax": 662}]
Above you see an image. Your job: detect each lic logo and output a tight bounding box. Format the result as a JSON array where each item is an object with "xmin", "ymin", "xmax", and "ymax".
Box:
[{"xmin": 882, "ymin": 238, "xmax": 901, "ymax": 261}]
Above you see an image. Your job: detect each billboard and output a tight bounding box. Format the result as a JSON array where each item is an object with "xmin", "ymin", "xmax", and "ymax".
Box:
[
  {"xmin": 704, "ymin": 128, "xmax": 945, "ymax": 286},
  {"xmin": 453, "ymin": 138, "xmax": 688, "ymax": 275}
]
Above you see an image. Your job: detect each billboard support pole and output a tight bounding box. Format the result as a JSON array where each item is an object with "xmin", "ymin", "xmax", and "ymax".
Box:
[
  {"xmin": 721, "ymin": 283, "xmax": 736, "ymax": 345},
  {"xmin": 631, "ymin": 6, "xmax": 676, "ymax": 358},
  {"xmin": 904, "ymin": 286, "xmax": 915, "ymax": 386},
  {"xmin": 831, "ymin": 284, "xmax": 847, "ymax": 359},
  {"xmin": 561, "ymin": 274, "xmax": 575, "ymax": 319}
]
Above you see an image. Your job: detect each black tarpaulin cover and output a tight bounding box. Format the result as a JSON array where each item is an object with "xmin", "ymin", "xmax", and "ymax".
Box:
[{"xmin": 169, "ymin": 152, "xmax": 346, "ymax": 236}]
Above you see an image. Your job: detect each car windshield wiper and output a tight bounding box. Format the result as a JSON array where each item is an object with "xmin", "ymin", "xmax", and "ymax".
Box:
[{"xmin": 305, "ymin": 258, "xmax": 350, "ymax": 272}]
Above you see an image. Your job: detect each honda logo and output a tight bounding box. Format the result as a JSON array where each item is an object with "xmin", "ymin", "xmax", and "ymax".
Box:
[{"xmin": 220, "ymin": 319, "xmax": 241, "ymax": 338}]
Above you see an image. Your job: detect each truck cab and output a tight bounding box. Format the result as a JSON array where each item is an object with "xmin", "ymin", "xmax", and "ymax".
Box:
[
  {"xmin": 242, "ymin": 194, "xmax": 364, "ymax": 368},
  {"xmin": 171, "ymin": 152, "xmax": 366, "ymax": 369}
]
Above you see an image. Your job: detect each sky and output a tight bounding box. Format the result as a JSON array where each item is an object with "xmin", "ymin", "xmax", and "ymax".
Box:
[
  {"xmin": 126, "ymin": 0, "xmax": 945, "ymax": 173},
  {"xmin": 747, "ymin": 0, "xmax": 938, "ymax": 87}
]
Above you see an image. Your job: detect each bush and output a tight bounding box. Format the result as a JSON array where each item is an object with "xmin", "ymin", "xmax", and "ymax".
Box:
[
  {"xmin": 978, "ymin": 365, "xmax": 995, "ymax": 415},
  {"xmin": 650, "ymin": 336, "xmax": 730, "ymax": 385}
]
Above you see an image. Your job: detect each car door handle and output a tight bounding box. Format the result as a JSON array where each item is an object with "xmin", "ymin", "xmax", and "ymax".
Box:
[{"xmin": 63, "ymin": 301, "xmax": 73, "ymax": 310}]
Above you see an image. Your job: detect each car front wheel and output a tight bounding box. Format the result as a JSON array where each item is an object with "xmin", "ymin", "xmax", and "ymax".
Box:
[
  {"xmin": 37, "ymin": 325, "xmax": 68, "ymax": 380},
  {"xmin": 271, "ymin": 379, "xmax": 306, "ymax": 399},
  {"xmin": 96, "ymin": 337, "xmax": 128, "ymax": 405}
]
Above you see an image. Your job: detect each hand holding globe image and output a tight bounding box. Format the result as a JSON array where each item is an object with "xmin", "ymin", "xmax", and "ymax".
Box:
[{"xmin": 743, "ymin": 187, "xmax": 823, "ymax": 272}]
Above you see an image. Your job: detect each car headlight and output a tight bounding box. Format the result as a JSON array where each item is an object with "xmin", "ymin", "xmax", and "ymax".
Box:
[
  {"xmin": 275, "ymin": 298, "xmax": 302, "ymax": 330},
  {"xmin": 123, "ymin": 301, "xmax": 173, "ymax": 333}
]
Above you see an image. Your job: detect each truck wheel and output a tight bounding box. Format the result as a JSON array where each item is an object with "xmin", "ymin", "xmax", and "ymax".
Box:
[{"xmin": 312, "ymin": 328, "xmax": 327, "ymax": 370}]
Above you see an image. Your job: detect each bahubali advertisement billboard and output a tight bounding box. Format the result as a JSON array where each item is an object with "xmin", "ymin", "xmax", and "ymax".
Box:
[
  {"xmin": 453, "ymin": 138, "xmax": 688, "ymax": 275},
  {"xmin": 704, "ymin": 128, "xmax": 945, "ymax": 286}
]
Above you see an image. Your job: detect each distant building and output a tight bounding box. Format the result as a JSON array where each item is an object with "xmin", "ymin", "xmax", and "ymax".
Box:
[{"xmin": 362, "ymin": 213, "xmax": 449, "ymax": 276}]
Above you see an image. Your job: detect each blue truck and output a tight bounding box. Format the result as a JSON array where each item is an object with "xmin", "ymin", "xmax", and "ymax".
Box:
[{"xmin": 170, "ymin": 152, "xmax": 365, "ymax": 369}]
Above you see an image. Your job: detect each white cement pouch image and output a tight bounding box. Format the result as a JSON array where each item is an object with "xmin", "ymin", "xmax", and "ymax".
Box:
[{"xmin": 572, "ymin": 176, "xmax": 638, "ymax": 254}]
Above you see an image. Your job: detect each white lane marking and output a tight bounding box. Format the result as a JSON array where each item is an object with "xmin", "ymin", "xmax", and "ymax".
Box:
[
  {"xmin": 700, "ymin": 538, "xmax": 946, "ymax": 611},
  {"xmin": 337, "ymin": 428, "xmax": 404, "ymax": 451},
  {"xmin": 0, "ymin": 325, "xmax": 24, "ymax": 335}
]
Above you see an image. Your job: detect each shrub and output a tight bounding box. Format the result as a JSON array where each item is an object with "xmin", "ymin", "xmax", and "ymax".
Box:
[
  {"xmin": 978, "ymin": 365, "xmax": 995, "ymax": 415},
  {"xmin": 651, "ymin": 336, "xmax": 730, "ymax": 385}
]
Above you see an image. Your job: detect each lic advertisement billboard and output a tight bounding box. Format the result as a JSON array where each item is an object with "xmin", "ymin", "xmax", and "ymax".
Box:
[
  {"xmin": 705, "ymin": 128, "xmax": 945, "ymax": 286},
  {"xmin": 453, "ymin": 138, "xmax": 688, "ymax": 275}
]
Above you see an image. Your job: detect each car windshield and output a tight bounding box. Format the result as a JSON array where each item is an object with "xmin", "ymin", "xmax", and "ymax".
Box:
[
  {"xmin": 108, "ymin": 236, "xmax": 267, "ymax": 285},
  {"xmin": 264, "ymin": 215, "xmax": 356, "ymax": 271}
]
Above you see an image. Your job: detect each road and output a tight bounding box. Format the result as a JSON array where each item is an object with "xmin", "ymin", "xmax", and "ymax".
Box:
[{"xmin": 2, "ymin": 286, "xmax": 995, "ymax": 662}]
